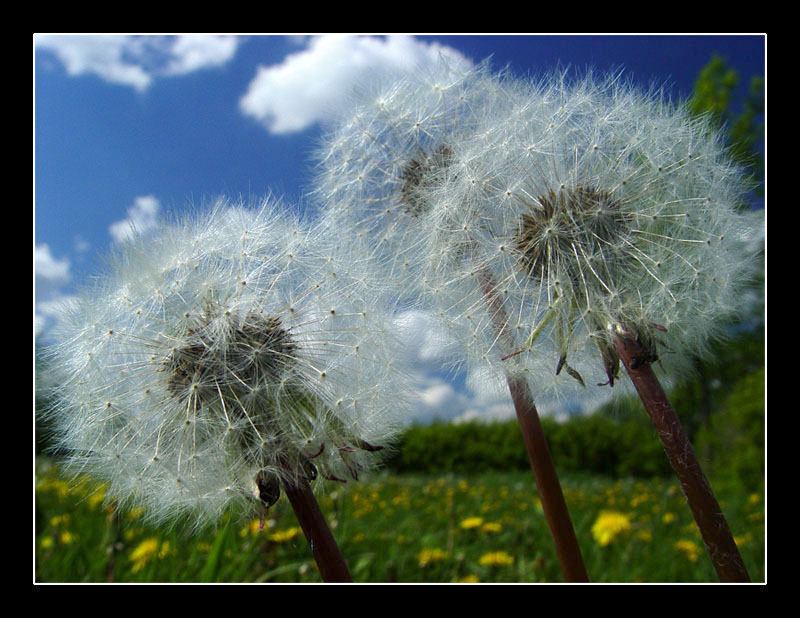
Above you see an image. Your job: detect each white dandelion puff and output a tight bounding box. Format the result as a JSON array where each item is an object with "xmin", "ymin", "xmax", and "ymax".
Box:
[
  {"xmin": 42, "ymin": 197, "xmax": 407, "ymax": 530},
  {"xmin": 312, "ymin": 61, "xmax": 761, "ymax": 582},
  {"xmin": 313, "ymin": 58, "xmax": 592, "ymax": 581},
  {"xmin": 406, "ymin": 67, "xmax": 760, "ymax": 581},
  {"xmin": 382, "ymin": 68, "xmax": 760, "ymax": 397},
  {"xmin": 313, "ymin": 58, "xmax": 509, "ymax": 299}
]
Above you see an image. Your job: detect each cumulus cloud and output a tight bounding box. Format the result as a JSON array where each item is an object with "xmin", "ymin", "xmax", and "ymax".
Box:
[
  {"xmin": 35, "ymin": 244, "xmax": 71, "ymax": 337},
  {"xmin": 109, "ymin": 195, "xmax": 161, "ymax": 244},
  {"xmin": 392, "ymin": 308, "xmax": 612, "ymax": 424},
  {"xmin": 35, "ymin": 244, "xmax": 70, "ymax": 290},
  {"xmin": 392, "ymin": 309, "xmax": 518, "ymax": 424},
  {"xmin": 35, "ymin": 34, "xmax": 241, "ymax": 91},
  {"xmin": 239, "ymin": 35, "xmax": 473, "ymax": 134}
]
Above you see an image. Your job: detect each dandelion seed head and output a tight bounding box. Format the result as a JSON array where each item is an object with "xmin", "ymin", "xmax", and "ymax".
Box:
[
  {"xmin": 43, "ymin": 198, "xmax": 408, "ymax": 528},
  {"xmin": 313, "ymin": 59, "xmax": 509, "ymax": 300},
  {"xmin": 316, "ymin": 63, "xmax": 762, "ymax": 404}
]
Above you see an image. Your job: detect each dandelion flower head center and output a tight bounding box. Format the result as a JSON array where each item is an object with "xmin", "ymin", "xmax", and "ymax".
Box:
[
  {"xmin": 164, "ymin": 306, "xmax": 297, "ymax": 405},
  {"xmin": 515, "ymin": 184, "xmax": 630, "ymax": 283},
  {"xmin": 399, "ymin": 143, "xmax": 453, "ymax": 217}
]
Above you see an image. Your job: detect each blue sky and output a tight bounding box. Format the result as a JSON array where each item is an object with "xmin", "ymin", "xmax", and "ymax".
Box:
[{"xmin": 34, "ymin": 34, "xmax": 765, "ymax": 422}]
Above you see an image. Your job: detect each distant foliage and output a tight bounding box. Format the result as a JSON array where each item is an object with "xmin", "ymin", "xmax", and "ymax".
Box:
[
  {"xmin": 387, "ymin": 341, "xmax": 764, "ymax": 483},
  {"xmin": 386, "ymin": 414, "xmax": 672, "ymax": 478},
  {"xmin": 687, "ymin": 54, "xmax": 764, "ymax": 201},
  {"xmin": 695, "ymin": 368, "xmax": 765, "ymax": 493}
]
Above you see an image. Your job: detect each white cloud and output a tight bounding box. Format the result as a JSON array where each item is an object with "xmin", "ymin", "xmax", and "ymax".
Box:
[
  {"xmin": 109, "ymin": 195, "xmax": 161, "ymax": 244},
  {"xmin": 239, "ymin": 35, "xmax": 473, "ymax": 134},
  {"xmin": 35, "ymin": 244, "xmax": 71, "ymax": 337},
  {"xmin": 35, "ymin": 243, "xmax": 70, "ymax": 290},
  {"xmin": 392, "ymin": 308, "xmax": 521, "ymax": 424},
  {"xmin": 392, "ymin": 307, "xmax": 611, "ymax": 424},
  {"xmin": 35, "ymin": 34, "xmax": 241, "ymax": 92},
  {"xmin": 393, "ymin": 309, "xmax": 453, "ymax": 362},
  {"xmin": 160, "ymin": 35, "xmax": 240, "ymax": 76},
  {"xmin": 419, "ymin": 382, "xmax": 456, "ymax": 408}
]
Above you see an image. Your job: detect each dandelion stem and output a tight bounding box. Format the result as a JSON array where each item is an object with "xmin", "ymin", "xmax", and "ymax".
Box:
[
  {"xmin": 477, "ymin": 268, "xmax": 590, "ymax": 583},
  {"xmin": 613, "ymin": 332, "xmax": 750, "ymax": 583},
  {"xmin": 507, "ymin": 375, "xmax": 591, "ymax": 582},
  {"xmin": 282, "ymin": 477, "xmax": 353, "ymax": 583}
]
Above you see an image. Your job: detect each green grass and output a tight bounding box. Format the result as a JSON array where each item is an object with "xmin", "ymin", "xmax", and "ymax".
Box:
[{"xmin": 35, "ymin": 459, "xmax": 764, "ymax": 583}]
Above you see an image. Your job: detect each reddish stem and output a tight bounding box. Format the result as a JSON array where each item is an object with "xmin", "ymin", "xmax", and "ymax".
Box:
[
  {"xmin": 507, "ymin": 375, "xmax": 591, "ymax": 582},
  {"xmin": 613, "ymin": 333, "xmax": 750, "ymax": 583},
  {"xmin": 477, "ymin": 268, "xmax": 589, "ymax": 582},
  {"xmin": 282, "ymin": 477, "xmax": 352, "ymax": 582}
]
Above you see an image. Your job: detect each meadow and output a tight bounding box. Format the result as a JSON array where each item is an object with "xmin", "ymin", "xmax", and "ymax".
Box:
[{"xmin": 35, "ymin": 458, "xmax": 764, "ymax": 583}]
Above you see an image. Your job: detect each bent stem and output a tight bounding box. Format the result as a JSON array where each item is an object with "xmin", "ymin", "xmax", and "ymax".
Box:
[
  {"xmin": 282, "ymin": 477, "xmax": 352, "ymax": 582},
  {"xmin": 478, "ymin": 268, "xmax": 590, "ymax": 582},
  {"xmin": 613, "ymin": 332, "xmax": 750, "ymax": 583}
]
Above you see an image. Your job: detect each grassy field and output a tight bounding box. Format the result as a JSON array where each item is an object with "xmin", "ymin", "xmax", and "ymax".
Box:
[{"xmin": 35, "ymin": 458, "xmax": 765, "ymax": 583}]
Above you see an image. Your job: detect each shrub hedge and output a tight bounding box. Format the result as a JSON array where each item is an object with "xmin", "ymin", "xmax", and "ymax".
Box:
[
  {"xmin": 385, "ymin": 367, "xmax": 764, "ymax": 481},
  {"xmin": 385, "ymin": 411, "xmax": 673, "ymax": 478}
]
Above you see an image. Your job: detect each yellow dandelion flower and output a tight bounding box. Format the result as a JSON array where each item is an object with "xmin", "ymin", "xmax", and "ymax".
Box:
[
  {"xmin": 130, "ymin": 537, "xmax": 160, "ymax": 573},
  {"xmin": 675, "ymin": 539, "xmax": 701, "ymax": 562},
  {"xmin": 630, "ymin": 493, "xmax": 649, "ymax": 508},
  {"xmin": 479, "ymin": 551, "xmax": 514, "ymax": 567},
  {"xmin": 480, "ymin": 522, "xmax": 502, "ymax": 534},
  {"xmin": 40, "ymin": 478, "xmax": 70, "ymax": 498},
  {"xmin": 460, "ymin": 517, "xmax": 484, "ymax": 530},
  {"xmin": 59, "ymin": 531, "xmax": 75, "ymax": 544},
  {"xmin": 734, "ymin": 533, "xmax": 752, "ymax": 548},
  {"xmin": 458, "ymin": 574, "xmax": 480, "ymax": 583},
  {"xmin": 268, "ymin": 527, "xmax": 301, "ymax": 543},
  {"xmin": 636, "ymin": 529, "xmax": 653, "ymax": 542},
  {"xmin": 662, "ymin": 512, "xmax": 676, "ymax": 524},
  {"xmin": 392, "ymin": 494, "xmax": 410, "ymax": 507},
  {"xmin": 417, "ymin": 548, "xmax": 449, "ymax": 567},
  {"xmin": 50, "ymin": 514, "xmax": 69, "ymax": 527},
  {"xmin": 240, "ymin": 518, "xmax": 262, "ymax": 537},
  {"xmin": 87, "ymin": 487, "xmax": 107, "ymax": 509},
  {"xmin": 40, "ymin": 536, "xmax": 54, "ymax": 549},
  {"xmin": 591, "ymin": 510, "xmax": 632, "ymax": 547},
  {"xmin": 123, "ymin": 527, "xmax": 140, "ymax": 542}
]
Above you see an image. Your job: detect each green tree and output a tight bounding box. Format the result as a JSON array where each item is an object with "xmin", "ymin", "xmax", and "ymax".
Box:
[
  {"xmin": 677, "ymin": 54, "xmax": 765, "ymax": 449},
  {"xmin": 695, "ymin": 368, "xmax": 765, "ymax": 493},
  {"xmin": 688, "ymin": 54, "xmax": 765, "ymax": 203}
]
